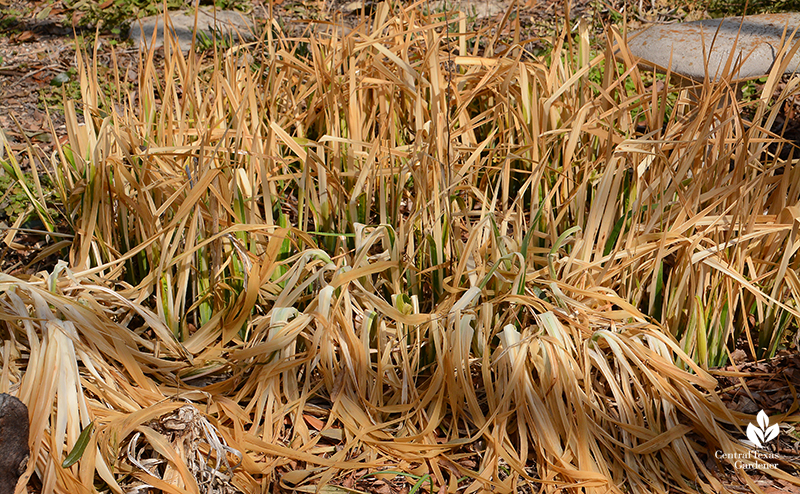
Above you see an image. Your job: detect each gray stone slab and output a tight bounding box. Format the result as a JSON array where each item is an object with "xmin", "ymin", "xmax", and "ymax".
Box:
[
  {"xmin": 427, "ymin": 0, "xmax": 507, "ymax": 19},
  {"xmin": 627, "ymin": 13, "xmax": 800, "ymax": 81},
  {"xmin": 129, "ymin": 8, "xmax": 254, "ymax": 52}
]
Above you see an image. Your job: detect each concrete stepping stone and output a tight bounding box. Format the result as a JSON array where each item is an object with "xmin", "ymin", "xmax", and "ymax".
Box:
[
  {"xmin": 426, "ymin": 0, "xmax": 507, "ymax": 19},
  {"xmin": 128, "ymin": 8, "xmax": 255, "ymax": 52},
  {"xmin": 626, "ymin": 13, "xmax": 800, "ymax": 82}
]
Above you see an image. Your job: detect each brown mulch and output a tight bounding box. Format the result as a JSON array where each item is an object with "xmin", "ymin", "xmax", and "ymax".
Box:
[
  {"xmin": 716, "ymin": 350, "xmax": 800, "ymax": 453},
  {"xmin": 0, "ymin": 0, "xmax": 75, "ymax": 160},
  {"xmin": 706, "ymin": 351, "xmax": 800, "ymax": 493}
]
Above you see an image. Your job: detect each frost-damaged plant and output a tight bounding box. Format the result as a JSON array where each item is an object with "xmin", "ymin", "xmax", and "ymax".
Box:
[{"xmin": 10, "ymin": 1, "xmax": 800, "ymax": 493}]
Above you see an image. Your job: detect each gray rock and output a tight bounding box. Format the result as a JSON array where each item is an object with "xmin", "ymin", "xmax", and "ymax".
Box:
[
  {"xmin": 427, "ymin": 0, "xmax": 507, "ymax": 20},
  {"xmin": 0, "ymin": 394, "xmax": 29, "ymax": 494},
  {"xmin": 129, "ymin": 8, "xmax": 255, "ymax": 52},
  {"xmin": 627, "ymin": 13, "xmax": 800, "ymax": 81}
]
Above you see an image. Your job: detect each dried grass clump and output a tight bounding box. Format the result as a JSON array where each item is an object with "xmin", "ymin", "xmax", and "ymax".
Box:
[{"xmin": 2, "ymin": 2, "xmax": 800, "ymax": 493}]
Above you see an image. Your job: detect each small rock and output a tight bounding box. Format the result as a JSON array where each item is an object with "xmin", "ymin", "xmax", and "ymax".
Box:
[
  {"xmin": 341, "ymin": 1, "xmax": 364, "ymax": 14},
  {"xmin": 427, "ymin": 0, "xmax": 507, "ymax": 19},
  {"xmin": 0, "ymin": 394, "xmax": 29, "ymax": 494},
  {"xmin": 729, "ymin": 348, "xmax": 747, "ymax": 365}
]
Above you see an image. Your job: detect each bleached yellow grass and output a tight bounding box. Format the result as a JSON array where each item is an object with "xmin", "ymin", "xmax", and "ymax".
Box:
[{"xmin": 2, "ymin": 2, "xmax": 799, "ymax": 493}]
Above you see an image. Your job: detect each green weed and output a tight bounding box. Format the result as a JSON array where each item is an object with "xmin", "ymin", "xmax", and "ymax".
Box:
[{"xmin": 0, "ymin": 167, "xmax": 60, "ymax": 225}]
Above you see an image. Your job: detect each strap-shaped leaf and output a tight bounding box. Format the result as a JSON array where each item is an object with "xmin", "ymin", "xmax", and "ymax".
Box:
[{"xmin": 62, "ymin": 422, "xmax": 94, "ymax": 468}]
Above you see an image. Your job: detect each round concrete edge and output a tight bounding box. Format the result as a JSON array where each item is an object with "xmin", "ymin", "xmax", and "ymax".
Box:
[{"xmin": 617, "ymin": 13, "xmax": 800, "ymax": 82}]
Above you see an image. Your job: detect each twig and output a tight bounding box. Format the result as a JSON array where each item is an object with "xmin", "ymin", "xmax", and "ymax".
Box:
[{"xmin": 6, "ymin": 64, "xmax": 61, "ymax": 89}]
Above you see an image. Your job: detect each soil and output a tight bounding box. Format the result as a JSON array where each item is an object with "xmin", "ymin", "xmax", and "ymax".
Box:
[{"xmin": 2, "ymin": 0, "xmax": 800, "ymax": 493}]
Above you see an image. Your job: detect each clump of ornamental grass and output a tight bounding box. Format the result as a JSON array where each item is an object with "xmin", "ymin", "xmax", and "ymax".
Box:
[{"xmin": 2, "ymin": 2, "xmax": 800, "ymax": 494}]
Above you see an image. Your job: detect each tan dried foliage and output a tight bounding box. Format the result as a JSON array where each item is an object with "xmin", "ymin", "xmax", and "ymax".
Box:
[{"xmin": 2, "ymin": 2, "xmax": 800, "ymax": 494}]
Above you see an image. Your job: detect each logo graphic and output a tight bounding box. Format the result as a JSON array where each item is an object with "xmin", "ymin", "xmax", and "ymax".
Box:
[{"xmin": 746, "ymin": 410, "xmax": 779, "ymax": 449}]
